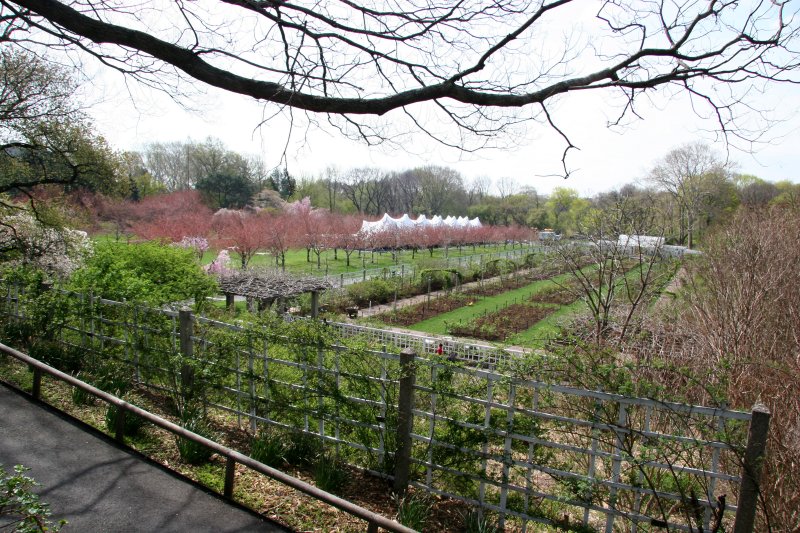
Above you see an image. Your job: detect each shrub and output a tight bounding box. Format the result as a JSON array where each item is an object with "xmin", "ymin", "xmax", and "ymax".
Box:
[
  {"xmin": 345, "ymin": 278, "xmax": 397, "ymax": 307},
  {"xmin": 176, "ymin": 415, "xmax": 214, "ymax": 465},
  {"xmin": 396, "ymin": 492, "xmax": 431, "ymax": 531},
  {"xmin": 104, "ymin": 403, "xmax": 146, "ymax": 437},
  {"xmin": 250, "ymin": 430, "xmax": 285, "ymax": 467},
  {"xmin": 314, "ymin": 454, "xmax": 348, "ymax": 494},
  {"xmin": 284, "ymin": 432, "xmax": 322, "ymax": 466},
  {"xmin": 71, "ymin": 378, "xmax": 93, "ymax": 406},
  {"xmin": 462, "ymin": 509, "xmax": 501, "ymax": 533},
  {"xmin": 68, "ymin": 240, "xmax": 218, "ymax": 306},
  {"xmin": 28, "ymin": 340, "xmax": 83, "ymax": 374},
  {"xmin": 1, "ymin": 464, "xmax": 65, "ymax": 532},
  {"xmin": 418, "ymin": 268, "xmax": 460, "ymax": 291}
]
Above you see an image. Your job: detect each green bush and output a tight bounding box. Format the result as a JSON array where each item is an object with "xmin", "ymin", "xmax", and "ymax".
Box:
[
  {"xmin": 284, "ymin": 432, "xmax": 322, "ymax": 466},
  {"xmin": 176, "ymin": 415, "xmax": 214, "ymax": 465},
  {"xmin": 69, "ymin": 240, "xmax": 218, "ymax": 306},
  {"xmin": 418, "ymin": 268, "xmax": 461, "ymax": 291},
  {"xmin": 462, "ymin": 509, "xmax": 501, "ymax": 533},
  {"xmin": 1, "ymin": 464, "xmax": 65, "ymax": 532},
  {"xmin": 396, "ymin": 492, "xmax": 431, "ymax": 531},
  {"xmin": 250, "ymin": 430, "xmax": 285, "ymax": 467},
  {"xmin": 314, "ymin": 454, "xmax": 348, "ymax": 494},
  {"xmin": 71, "ymin": 381, "xmax": 93, "ymax": 406},
  {"xmin": 105, "ymin": 396, "xmax": 146, "ymax": 437},
  {"xmin": 345, "ymin": 278, "xmax": 397, "ymax": 307},
  {"xmin": 28, "ymin": 340, "xmax": 83, "ymax": 374}
]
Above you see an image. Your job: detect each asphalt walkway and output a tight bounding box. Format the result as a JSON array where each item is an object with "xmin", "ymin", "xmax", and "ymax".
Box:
[{"xmin": 0, "ymin": 383, "xmax": 288, "ymax": 532}]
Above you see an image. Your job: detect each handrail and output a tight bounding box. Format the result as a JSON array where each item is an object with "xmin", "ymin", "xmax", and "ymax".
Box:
[{"xmin": 0, "ymin": 342, "xmax": 416, "ymax": 533}]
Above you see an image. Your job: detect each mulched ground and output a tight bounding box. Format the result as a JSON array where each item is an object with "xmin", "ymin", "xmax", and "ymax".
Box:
[{"xmin": 377, "ymin": 294, "xmax": 470, "ymax": 326}]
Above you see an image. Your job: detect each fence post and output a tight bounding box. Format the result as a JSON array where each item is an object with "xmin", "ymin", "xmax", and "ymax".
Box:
[
  {"xmin": 224, "ymin": 457, "xmax": 236, "ymax": 499},
  {"xmin": 733, "ymin": 404, "xmax": 771, "ymax": 533},
  {"xmin": 311, "ymin": 291, "xmax": 320, "ymax": 318},
  {"xmin": 112, "ymin": 405, "xmax": 126, "ymax": 442},
  {"xmin": 178, "ymin": 307, "xmax": 195, "ymax": 404},
  {"xmin": 393, "ymin": 348, "xmax": 416, "ymax": 495},
  {"xmin": 31, "ymin": 368, "xmax": 42, "ymax": 400}
]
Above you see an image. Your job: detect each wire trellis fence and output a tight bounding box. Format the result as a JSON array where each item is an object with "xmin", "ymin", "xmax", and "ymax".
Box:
[{"xmin": 0, "ymin": 280, "xmax": 763, "ymax": 532}]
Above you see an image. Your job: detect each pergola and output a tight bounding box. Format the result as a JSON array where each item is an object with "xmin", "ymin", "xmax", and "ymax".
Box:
[{"xmin": 217, "ymin": 270, "xmax": 332, "ymax": 317}]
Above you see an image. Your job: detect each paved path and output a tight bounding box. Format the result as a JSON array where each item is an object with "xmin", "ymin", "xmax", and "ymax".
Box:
[{"xmin": 0, "ymin": 383, "xmax": 288, "ymax": 532}]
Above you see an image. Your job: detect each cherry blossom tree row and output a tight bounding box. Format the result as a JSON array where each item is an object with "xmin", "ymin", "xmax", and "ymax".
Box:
[{"xmin": 92, "ymin": 191, "xmax": 535, "ymax": 269}]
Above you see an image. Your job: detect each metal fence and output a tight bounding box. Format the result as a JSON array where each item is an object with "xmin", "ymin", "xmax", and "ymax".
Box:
[
  {"xmin": 0, "ymin": 282, "xmax": 765, "ymax": 532},
  {"xmin": 315, "ymin": 319, "xmax": 525, "ymax": 365}
]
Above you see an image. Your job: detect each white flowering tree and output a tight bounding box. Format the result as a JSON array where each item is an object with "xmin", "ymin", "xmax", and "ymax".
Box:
[{"xmin": 0, "ymin": 210, "xmax": 92, "ymax": 278}]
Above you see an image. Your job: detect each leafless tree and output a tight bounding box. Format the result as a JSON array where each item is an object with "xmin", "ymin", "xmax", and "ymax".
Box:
[
  {"xmin": 553, "ymin": 193, "xmax": 668, "ymax": 345},
  {"xmin": 467, "ymin": 175, "xmax": 492, "ymax": 206},
  {"xmin": 495, "ymin": 176, "xmax": 517, "ymax": 200},
  {"xmin": 649, "ymin": 143, "xmax": 734, "ymax": 248},
  {"xmin": 2, "ymin": 0, "xmax": 797, "ymax": 171}
]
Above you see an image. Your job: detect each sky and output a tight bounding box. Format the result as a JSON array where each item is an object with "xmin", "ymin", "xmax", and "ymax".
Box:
[{"xmin": 82, "ymin": 21, "xmax": 800, "ymax": 198}]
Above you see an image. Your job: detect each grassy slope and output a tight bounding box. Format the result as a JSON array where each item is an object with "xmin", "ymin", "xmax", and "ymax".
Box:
[{"xmin": 509, "ymin": 259, "xmax": 681, "ymax": 347}]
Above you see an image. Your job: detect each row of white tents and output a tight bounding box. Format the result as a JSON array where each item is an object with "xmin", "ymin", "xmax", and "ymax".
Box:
[{"xmin": 358, "ymin": 213, "xmax": 482, "ymax": 235}]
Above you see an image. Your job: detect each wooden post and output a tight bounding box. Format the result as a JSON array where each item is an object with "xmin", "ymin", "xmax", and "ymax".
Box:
[
  {"xmin": 733, "ymin": 404, "xmax": 771, "ymax": 533},
  {"xmin": 179, "ymin": 307, "xmax": 195, "ymax": 404},
  {"xmin": 311, "ymin": 291, "xmax": 320, "ymax": 319},
  {"xmin": 31, "ymin": 368, "xmax": 42, "ymax": 400},
  {"xmin": 224, "ymin": 457, "xmax": 236, "ymax": 499},
  {"xmin": 225, "ymin": 292, "xmax": 235, "ymax": 311},
  {"xmin": 115, "ymin": 407, "xmax": 126, "ymax": 442},
  {"xmin": 393, "ymin": 348, "xmax": 416, "ymax": 495}
]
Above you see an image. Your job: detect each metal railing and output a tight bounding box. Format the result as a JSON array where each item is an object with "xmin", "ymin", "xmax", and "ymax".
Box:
[{"xmin": 0, "ymin": 342, "xmax": 416, "ymax": 533}]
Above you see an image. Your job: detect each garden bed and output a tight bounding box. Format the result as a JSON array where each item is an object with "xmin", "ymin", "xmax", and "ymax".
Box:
[{"xmin": 448, "ymin": 303, "xmax": 558, "ymax": 341}]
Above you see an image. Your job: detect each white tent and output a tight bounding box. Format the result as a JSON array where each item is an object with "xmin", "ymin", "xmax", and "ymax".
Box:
[
  {"xmin": 358, "ymin": 213, "xmax": 482, "ymax": 235},
  {"xmin": 617, "ymin": 234, "xmax": 664, "ymax": 248}
]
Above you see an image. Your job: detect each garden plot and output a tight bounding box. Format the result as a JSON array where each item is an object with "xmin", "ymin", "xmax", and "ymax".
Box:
[{"xmin": 374, "ymin": 264, "xmax": 581, "ymax": 329}]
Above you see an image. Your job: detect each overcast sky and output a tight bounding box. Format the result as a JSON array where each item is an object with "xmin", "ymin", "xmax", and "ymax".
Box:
[{"xmin": 86, "ymin": 55, "xmax": 800, "ymax": 198}]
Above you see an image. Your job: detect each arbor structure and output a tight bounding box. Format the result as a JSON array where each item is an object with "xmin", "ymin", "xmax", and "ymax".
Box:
[{"xmin": 2, "ymin": 0, "xmax": 796, "ymax": 168}]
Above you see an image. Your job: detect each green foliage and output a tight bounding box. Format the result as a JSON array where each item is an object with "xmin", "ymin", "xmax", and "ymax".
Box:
[
  {"xmin": 313, "ymin": 454, "xmax": 348, "ymax": 494},
  {"xmin": 418, "ymin": 268, "xmax": 461, "ymax": 291},
  {"xmin": 345, "ymin": 278, "xmax": 398, "ymax": 307},
  {"xmin": 0, "ymin": 464, "xmax": 65, "ymax": 533},
  {"xmin": 69, "ymin": 240, "xmax": 217, "ymax": 305},
  {"xmin": 284, "ymin": 432, "xmax": 323, "ymax": 467},
  {"xmin": 395, "ymin": 492, "xmax": 431, "ymax": 531},
  {"xmin": 195, "ymin": 172, "xmax": 258, "ymax": 209},
  {"xmin": 176, "ymin": 415, "xmax": 214, "ymax": 465},
  {"xmin": 28, "ymin": 340, "xmax": 83, "ymax": 374},
  {"xmin": 105, "ymin": 403, "xmax": 146, "ymax": 437},
  {"xmin": 70, "ymin": 376, "xmax": 93, "ymax": 406},
  {"xmin": 250, "ymin": 430, "xmax": 286, "ymax": 467},
  {"xmin": 462, "ymin": 509, "xmax": 501, "ymax": 533}
]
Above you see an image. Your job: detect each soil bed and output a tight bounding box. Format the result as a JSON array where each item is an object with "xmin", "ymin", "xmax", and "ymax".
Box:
[{"xmin": 449, "ymin": 303, "xmax": 558, "ymax": 341}]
